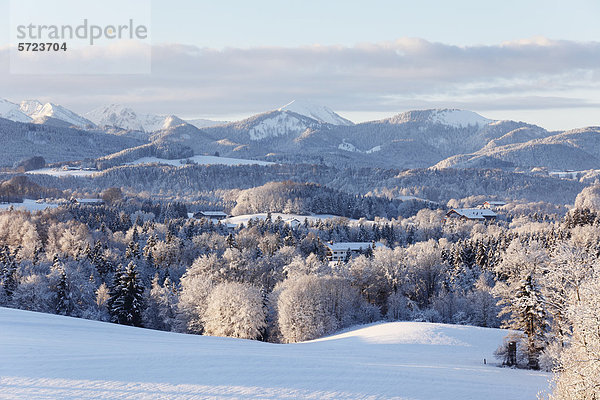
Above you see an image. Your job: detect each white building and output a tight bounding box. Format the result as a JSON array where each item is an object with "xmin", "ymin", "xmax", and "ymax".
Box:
[
  {"xmin": 284, "ymin": 218, "xmax": 301, "ymax": 228},
  {"xmin": 325, "ymin": 242, "xmax": 386, "ymax": 262}
]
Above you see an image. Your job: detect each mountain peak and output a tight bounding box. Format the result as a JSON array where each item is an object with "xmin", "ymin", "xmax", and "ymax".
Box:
[
  {"xmin": 162, "ymin": 115, "xmax": 188, "ymax": 130},
  {"xmin": 428, "ymin": 109, "xmax": 493, "ymax": 128},
  {"xmin": 19, "ymin": 99, "xmax": 44, "ymax": 116},
  {"xmin": 278, "ymin": 99, "xmax": 354, "ymax": 126},
  {"xmin": 85, "ymin": 104, "xmax": 165, "ymax": 132},
  {"xmin": 31, "ymin": 102, "xmax": 94, "ymax": 128}
]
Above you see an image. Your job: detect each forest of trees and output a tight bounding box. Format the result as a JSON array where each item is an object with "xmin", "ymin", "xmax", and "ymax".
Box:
[
  {"xmin": 5, "ymin": 161, "xmax": 584, "ymax": 205},
  {"xmin": 1, "ymin": 174, "xmax": 599, "ymax": 397}
]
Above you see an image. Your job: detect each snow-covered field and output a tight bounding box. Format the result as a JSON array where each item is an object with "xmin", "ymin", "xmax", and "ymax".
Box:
[
  {"xmin": 0, "ymin": 199, "xmax": 58, "ymax": 211},
  {"xmin": 128, "ymin": 155, "xmax": 274, "ymax": 167},
  {"xmin": 26, "ymin": 168, "xmax": 98, "ymax": 177},
  {"xmin": 24, "ymin": 156, "xmax": 273, "ymax": 177},
  {"xmin": 0, "ymin": 307, "xmax": 551, "ymax": 399}
]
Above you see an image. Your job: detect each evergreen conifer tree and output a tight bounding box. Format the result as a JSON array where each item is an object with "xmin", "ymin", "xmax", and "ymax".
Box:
[{"xmin": 109, "ymin": 262, "xmax": 144, "ymax": 327}]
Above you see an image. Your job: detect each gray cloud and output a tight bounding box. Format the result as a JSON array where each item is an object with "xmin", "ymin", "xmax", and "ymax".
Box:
[{"xmin": 0, "ymin": 37, "xmax": 599, "ymax": 117}]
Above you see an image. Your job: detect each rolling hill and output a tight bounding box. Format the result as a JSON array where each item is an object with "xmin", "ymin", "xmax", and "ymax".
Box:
[{"xmin": 0, "ymin": 306, "xmax": 551, "ymax": 399}]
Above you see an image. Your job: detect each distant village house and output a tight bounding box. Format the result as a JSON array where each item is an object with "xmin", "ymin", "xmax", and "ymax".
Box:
[
  {"xmin": 482, "ymin": 201, "xmax": 506, "ymax": 209},
  {"xmin": 445, "ymin": 208, "xmax": 497, "ymax": 222},
  {"xmin": 325, "ymin": 241, "xmax": 386, "ymax": 262},
  {"xmin": 193, "ymin": 211, "xmax": 229, "ymax": 221},
  {"xmin": 73, "ymin": 198, "xmax": 104, "ymax": 205}
]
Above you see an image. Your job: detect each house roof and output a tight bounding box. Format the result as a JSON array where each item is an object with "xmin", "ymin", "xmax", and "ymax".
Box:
[
  {"xmin": 447, "ymin": 208, "xmax": 497, "ymax": 220},
  {"xmin": 197, "ymin": 211, "xmax": 228, "ymax": 217},
  {"xmin": 75, "ymin": 198, "xmax": 103, "ymax": 204},
  {"xmin": 483, "ymin": 201, "xmax": 506, "ymax": 206}
]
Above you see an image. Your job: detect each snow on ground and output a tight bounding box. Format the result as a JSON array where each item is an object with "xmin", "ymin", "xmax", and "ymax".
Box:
[
  {"xmin": 26, "ymin": 168, "xmax": 99, "ymax": 177},
  {"xmin": 0, "ymin": 307, "xmax": 551, "ymax": 399},
  {"xmin": 429, "ymin": 109, "xmax": 493, "ymax": 128},
  {"xmin": 225, "ymin": 213, "xmax": 358, "ymax": 226},
  {"xmin": 25, "ymin": 156, "xmax": 273, "ymax": 177},
  {"xmin": 278, "ymin": 100, "xmax": 354, "ymax": 126},
  {"xmin": 128, "ymin": 155, "xmax": 274, "ymax": 167},
  {"xmin": 366, "ymin": 145, "xmax": 382, "ymax": 154},
  {"xmin": 338, "ymin": 140, "xmax": 359, "ymax": 152},
  {"xmin": 0, "ymin": 199, "xmax": 59, "ymax": 211}
]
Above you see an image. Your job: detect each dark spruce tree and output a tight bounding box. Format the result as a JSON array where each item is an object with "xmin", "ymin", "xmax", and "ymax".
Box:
[
  {"xmin": 54, "ymin": 267, "xmax": 72, "ymax": 316},
  {"xmin": 109, "ymin": 262, "xmax": 145, "ymax": 327},
  {"xmin": 0, "ymin": 245, "xmax": 18, "ymax": 301}
]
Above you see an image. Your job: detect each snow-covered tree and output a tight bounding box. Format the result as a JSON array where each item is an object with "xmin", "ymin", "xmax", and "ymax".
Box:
[
  {"xmin": 276, "ymin": 275, "xmax": 372, "ymax": 343},
  {"xmin": 176, "ymin": 261, "xmax": 215, "ymax": 334},
  {"xmin": 143, "ymin": 275, "xmax": 178, "ymax": 331},
  {"xmin": 202, "ymin": 281, "xmax": 266, "ymax": 340},
  {"xmin": 550, "ymin": 276, "xmax": 600, "ymax": 399},
  {"xmin": 494, "ymin": 240, "xmax": 548, "ymax": 369},
  {"xmin": 573, "ymin": 184, "xmax": 600, "ymax": 212}
]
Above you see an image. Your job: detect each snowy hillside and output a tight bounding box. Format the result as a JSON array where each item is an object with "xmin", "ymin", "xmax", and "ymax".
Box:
[
  {"xmin": 161, "ymin": 115, "xmax": 188, "ymax": 130},
  {"xmin": 0, "ymin": 199, "xmax": 59, "ymax": 211},
  {"xmin": 429, "ymin": 109, "xmax": 493, "ymax": 127},
  {"xmin": 248, "ymin": 111, "xmax": 315, "ymax": 140},
  {"xmin": 0, "ymin": 307, "xmax": 550, "ymax": 399},
  {"xmin": 0, "ymin": 99, "xmax": 32, "ymax": 123},
  {"xmin": 388, "ymin": 108, "xmax": 493, "ymax": 127},
  {"xmin": 278, "ymin": 99, "xmax": 354, "ymax": 125},
  {"xmin": 26, "ymin": 167, "xmax": 99, "ymax": 177},
  {"xmin": 127, "ymin": 155, "xmax": 274, "ymax": 167},
  {"xmin": 435, "ymin": 126, "xmax": 600, "ymax": 170},
  {"xmin": 0, "ymin": 118, "xmax": 144, "ymax": 167}
]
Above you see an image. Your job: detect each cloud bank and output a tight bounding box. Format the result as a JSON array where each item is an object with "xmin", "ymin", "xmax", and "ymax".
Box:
[{"xmin": 1, "ymin": 37, "xmax": 599, "ymax": 120}]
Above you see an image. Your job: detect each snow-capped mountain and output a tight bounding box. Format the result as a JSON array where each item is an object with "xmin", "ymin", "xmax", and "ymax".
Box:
[
  {"xmin": 30, "ymin": 102, "xmax": 95, "ymax": 128},
  {"xmin": 161, "ymin": 115, "xmax": 188, "ymax": 130},
  {"xmin": 85, "ymin": 104, "xmax": 224, "ymax": 133},
  {"xmin": 246, "ymin": 111, "xmax": 317, "ymax": 140},
  {"xmin": 428, "ymin": 109, "xmax": 493, "ymax": 128},
  {"xmin": 0, "ymin": 99, "xmax": 32, "ymax": 123},
  {"xmin": 278, "ymin": 100, "xmax": 354, "ymax": 126},
  {"xmin": 201, "ymin": 110, "xmax": 323, "ymax": 145},
  {"xmin": 19, "ymin": 100, "xmax": 44, "ymax": 117},
  {"xmin": 85, "ymin": 104, "xmax": 168, "ymax": 132}
]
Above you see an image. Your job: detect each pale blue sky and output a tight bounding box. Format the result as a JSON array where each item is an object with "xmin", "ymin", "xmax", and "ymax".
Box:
[
  {"xmin": 148, "ymin": 0, "xmax": 600, "ymax": 48},
  {"xmin": 1, "ymin": 0, "xmax": 599, "ymax": 129},
  {"xmin": 3, "ymin": 0, "xmax": 597, "ymax": 47}
]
